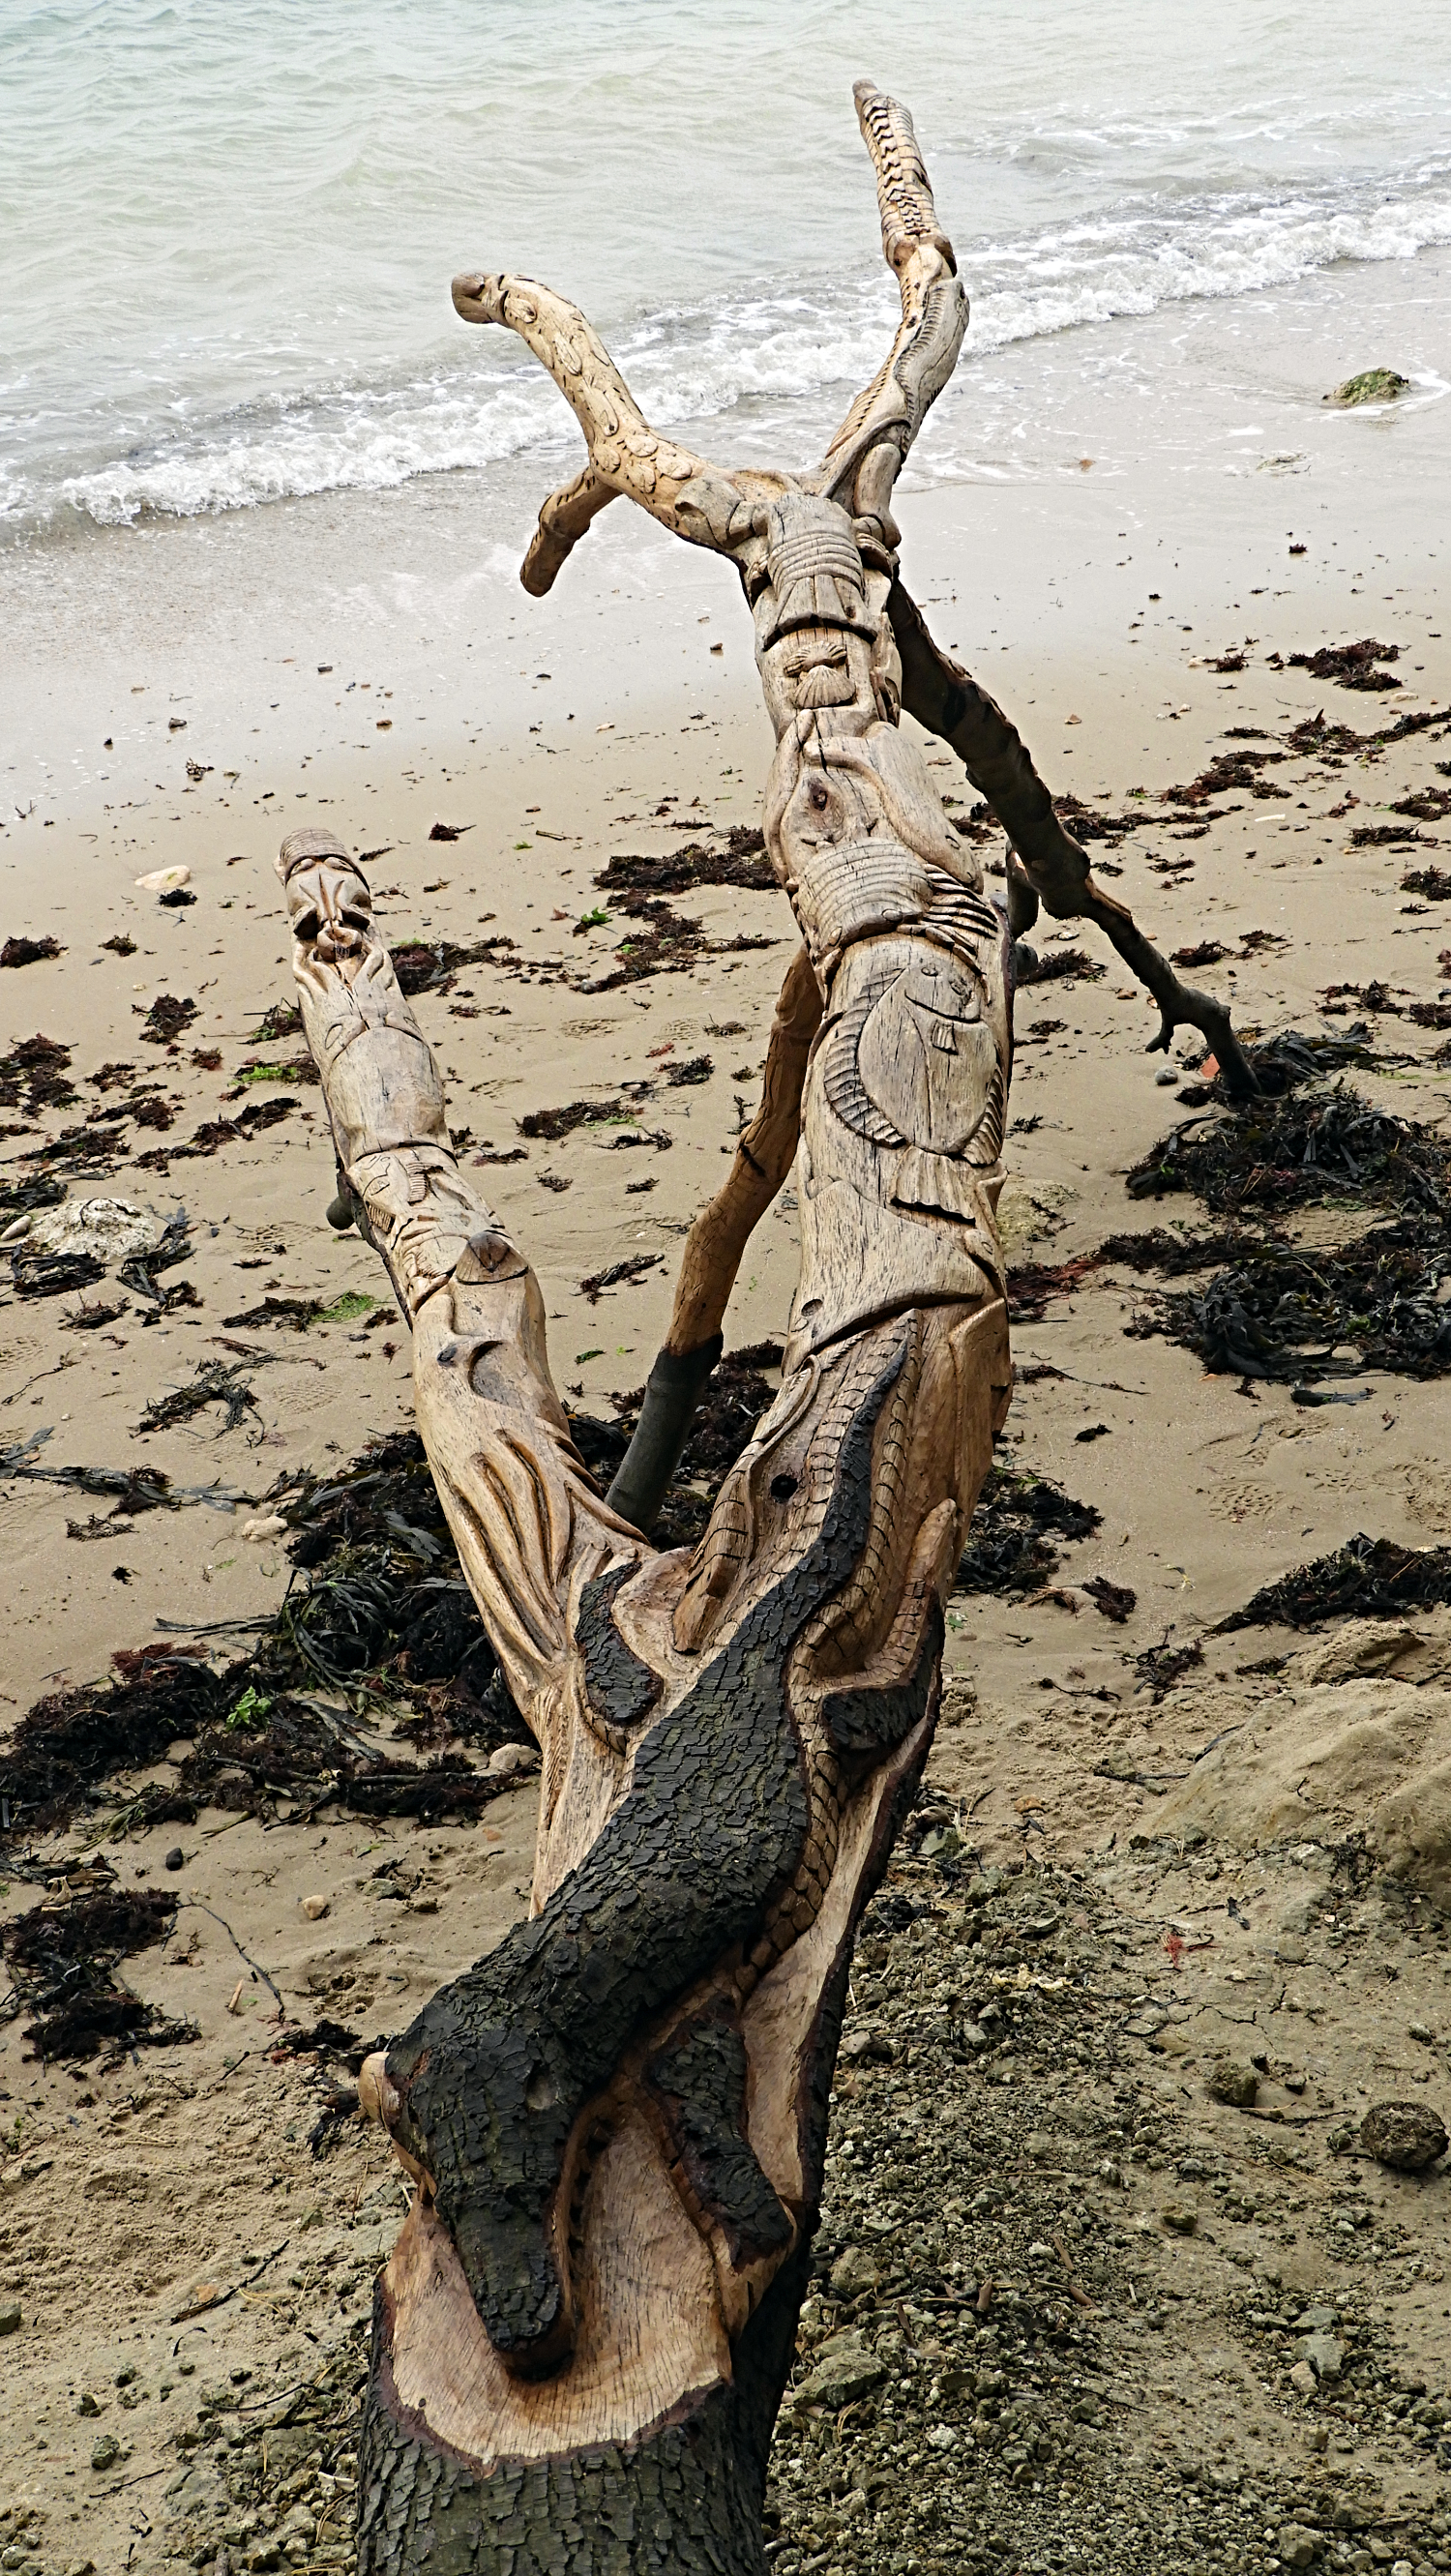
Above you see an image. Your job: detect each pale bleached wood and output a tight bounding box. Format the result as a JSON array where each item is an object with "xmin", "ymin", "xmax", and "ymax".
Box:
[{"xmin": 283, "ymin": 85, "xmax": 1045, "ymax": 2576}]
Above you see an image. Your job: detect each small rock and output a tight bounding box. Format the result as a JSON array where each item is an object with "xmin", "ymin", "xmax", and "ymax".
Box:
[
  {"xmin": 1390, "ymin": 2561, "xmax": 1413, "ymax": 2576},
  {"xmin": 829, "ymin": 2246, "xmax": 880, "ymax": 2300},
  {"xmin": 1277, "ymin": 2524, "xmax": 1318, "ymax": 2569},
  {"xmin": 1291, "ymin": 2304, "xmax": 1339, "ymax": 2333},
  {"xmin": 75, "ymin": 2392, "xmax": 101, "ymax": 2417},
  {"xmin": 1357, "ymin": 2099, "xmax": 1448, "ymax": 2171},
  {"xmin": 1161, "ymin": 2202, "xmax": 1198, "ymax": 2235},
  {"xmin": 1208, "ymin": 2058, "xmax": 1259, "ymax": 2108},
  {"xmin": 1324, "ymin": 368, "xmax": 1411, "ymax": 406},
  {"xmin": 1407, "ymin": 2021, "xmax": 1435, "ymax": 2045},
  {"xmin": 840, "ymin": 2028, "xmax": 894, "ymax": 2065},
  {"xmin": 134, "ymin": 864, "xmax": 192, "ymax": 895},
  {"xmin": 1299, "ymin": 2331, "xmax": 1345, "ymax": 2382},
  {"xmin": 487, "ymin": 1741, "xmax": 540, "ymax": 1778},
  {"xmin": 1288, "ymin": 2360, "xmax": 1318, "ymax": 2401},
  {"xmin": 90, "ymin": 2435, "xmax": 120, "ymax": 2472},
  {"xmin": 795, "ymin": 2328, "xmax": 885, "ymax": 2411},
  {"xmin": 163, "ymin": 1847, "xmax": 185, "ymax": 1872},
  {"xmin": 300, "ymin": 1895, "xmax": 330, "ymax": 1921},
  {"xmin": 241, "ymin": 1514, "xmax": 287, "ymax": 1543},
  {"xmin": 0, "ymin": 2299, "xmax": 19, "ymax": 2335},
  {"xmin": 1099, "ymin": 2159, "xmax": 1124, "ymax": 2187},
  {"xmin": 406, "ymin": 1893, "xmax": 439, "ymax": 1915}
]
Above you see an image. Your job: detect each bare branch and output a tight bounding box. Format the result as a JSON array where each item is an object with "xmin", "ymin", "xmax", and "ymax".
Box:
[
  {"xmin": 887, "ymin": 580, "xmax": 1261, "ymax": 1097},
  {"xmin": 606, "ymin": 944, "xmax": 822, "ymax": 1535}
]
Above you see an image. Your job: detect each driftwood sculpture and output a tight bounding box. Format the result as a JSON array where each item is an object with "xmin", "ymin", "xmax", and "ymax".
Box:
[{"xmin": 275, "ymin": 84, "xmax": 1257, "ymax": 2576}]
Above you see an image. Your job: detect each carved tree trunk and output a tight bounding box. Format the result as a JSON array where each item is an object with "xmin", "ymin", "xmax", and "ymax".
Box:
[{"xmin": 272, "ymin": 79, "xmax": 1252, "ymax": 2576}]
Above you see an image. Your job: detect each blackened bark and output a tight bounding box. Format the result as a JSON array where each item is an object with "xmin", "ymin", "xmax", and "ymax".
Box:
[{"xmin": 357, "ymin": 2247, "xmax": 810, "ymax": 2576}]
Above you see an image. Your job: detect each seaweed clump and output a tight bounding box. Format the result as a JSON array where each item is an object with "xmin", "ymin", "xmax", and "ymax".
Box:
[
  {"xmin": 1, "ymin": 1873, "xmax": 196, "ymax": 2063},
  {"xmin": 955, "ymin": 1464, "xmax": 1102, "ymax": 1596},
  {"xmin": 1117, "ymin": 1058, "xmax": 1451, "ymax": 1383},
  {"xmin": 1215, "ymin": 1534, "xmax": 1451, "ymax": 1634}
]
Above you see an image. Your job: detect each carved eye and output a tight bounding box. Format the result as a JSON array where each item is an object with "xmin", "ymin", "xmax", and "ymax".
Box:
[
  {"xmin": 807, "ymin": 781, "xmax": 830, "ymax": 813},
  {"xmin": 769, "ymin": 1471, "xmax": 798, "ymax": 1502}
]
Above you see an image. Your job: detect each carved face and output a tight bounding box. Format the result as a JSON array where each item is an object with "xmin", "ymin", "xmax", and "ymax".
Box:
[{"xmin": 283, "ymin": 856, "xmax": 373, "ymax": 962}]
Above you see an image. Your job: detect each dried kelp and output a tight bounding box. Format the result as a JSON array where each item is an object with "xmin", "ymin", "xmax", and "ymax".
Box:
[
  {"xmin": 1, "ymin": 1874, "xmax": 196, "ymax": 2063},
  {"xmin": 1126, "ymin": 1081, "xmax": 1448, "ymax": 1216},
  {"xmin": 1116, "ymin": 1055, "xmax": 1451, "ymax": 1380},
  {"xmin": 1, "ymin": 935, "xmax": 64, "ymax": 968},
  {"xmin": 0, "ymin": 1033, "xmax": 75, "ymax": 1117},
  {"xmin": 955, "ymin": 1464, "xmax": 1102, "ymax": 1597},
  {"xmin": 1139, "ymin": 1221, "xmax": 1451, "ymax": 1382},
  {"xmin": 1286, "ymin": 637, "xmax": 1400, "ymax": 692},
  {"xmin": 593, "ymin": 828, "xmax": 772, "ymax": 901},
  {"xmin": 1216, "ymin": 1534, "xmax": 1451, "ymax": 1634}
]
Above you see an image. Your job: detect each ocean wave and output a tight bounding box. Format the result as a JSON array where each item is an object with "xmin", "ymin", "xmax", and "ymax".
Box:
[{"xmin": 11, "ymin": 162, "xmax": 1451, "ymax": 533}]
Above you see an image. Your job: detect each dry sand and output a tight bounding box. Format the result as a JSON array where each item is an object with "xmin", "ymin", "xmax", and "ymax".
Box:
[{"xmin": 2, "ymin": 338, "xmax": 1450, "ymax": 2576}]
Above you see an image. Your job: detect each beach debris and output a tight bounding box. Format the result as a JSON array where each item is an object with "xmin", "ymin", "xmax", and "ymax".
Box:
[
  {"xmin": 233, "ymin": 1051, "xmax": 319, "ymax": 1085},
  {"xmin": 1126, "ymin": 1077, "xmax": 1446, "ymax": 1217},
  {"xmin": 1325, "ymin": 369, "xmax": 1411, "ymax": 407},
  {"xmin": 137, "ymin": 1358, "xmax": 263, "ymax": 1435},
  {"xmin": 1215, "ymin": 1534, "xmax": 1451, "ymax": 1634},
  {"xmin": 1287, "ymin": 638, "xmax": 1401, "ymax": 693},
  {"xmin": 0, "ymin": 1031, "xmax": 75, "ymax": 1118},
  {"xmin": 1133, "ymin": 1635, "xmax": 1203, "ymax": 1700},
  {"xmin": 578, "ymin": 1251, "xmax": 664, "ymax": 1304},
  {"xmin": 250, "ymin": 998, "xmax": 304, "ymax": 1042},
  {"xmin": 101, "ymin": 932, "xmax": 136, "ymax": 956},
  {"xmin": 301, "ymin": 1894, "xmax": 330, "ymax": 1920},
  {"xmin": 519, "ymin": 1096, "xmax": 626, "ymax": 1141},
  {"xmin": 956, "ymin": 1464, "xmax": 1101, "ymax": 1597},
  {"xmin": 1, "ymin": 934, "xmax": 64, "ymax": 968},
  {"xmin": 594, "ymin": 826, "xmax": 771, "ymax": 901},
  {"xmin": 0, "ymin": 1873, "xmax": 196, "ymax": 2064},
  {"xmin": 1083, "ymin": 1575, "xmax": 1137, "ymax": 1623},
  {"xmin": 1355, "ymin": 2100, "xmax": 1447, "ymax": 2171},
  {"xmin": 134, "ymin": 864, "xmax": 192, "ymax": 895},
  {"xmin": 185, "ymin": 757, "xmax": 212, "ymax": 781},
  {"xmin": 664, "ymin": 1053, "xmax": 713, "ymax": 1086},
  {"xmin": 428, "ymin": 820, "xmax": 474, "ymax": 841},
  {"xmin": 1015, "ymin": 944, "xmax": 1103, "ymax": 986},
  {"xmin": 137, "ymin": 992, "xmax": 197, "ymax": 1045},
  {"xmin": 0, "ymin": 1194, "xmax": 166, "ymax": 1266},
  {"xmin": 1402, "ymin": 865, "xmax": 1451, "ymax": 901}
]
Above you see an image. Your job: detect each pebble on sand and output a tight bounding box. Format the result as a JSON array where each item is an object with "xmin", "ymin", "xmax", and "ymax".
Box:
[{"xmin": 1356, "ymin": 2098, "xmax": 1448, "ymax": 2171}]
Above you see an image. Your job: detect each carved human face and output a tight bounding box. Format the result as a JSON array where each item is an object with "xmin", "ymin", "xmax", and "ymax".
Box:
[{"xmin": 283, "ymin": 855, "xmax": 373, "ymax": 962}]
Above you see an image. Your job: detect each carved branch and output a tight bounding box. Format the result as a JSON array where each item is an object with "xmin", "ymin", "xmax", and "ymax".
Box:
[
  {"xmin": 452, "ymin": 269, "xmax": 771, "ymax": 585},
  {"xmin": 268, "ymin": 74, "xmax": 1234, "ymax": 2576},
  {"xmin": 814, "ymin": 84, "xmax": 968, "ymax": 542},
  {"xmin": 887, "ymin": 579, "xmax": 1262, "ymax": 1096}
]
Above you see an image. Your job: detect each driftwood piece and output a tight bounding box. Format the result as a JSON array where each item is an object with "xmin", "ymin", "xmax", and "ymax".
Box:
[{"xmin": 274, "ymin": 78, "xmax": 1251, "ymax": 2576}]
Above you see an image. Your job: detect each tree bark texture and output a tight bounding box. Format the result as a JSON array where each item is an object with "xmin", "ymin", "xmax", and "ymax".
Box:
[{"xmin": 269, "ymin": 75, "xmax": 1253, "ymax": 2576}]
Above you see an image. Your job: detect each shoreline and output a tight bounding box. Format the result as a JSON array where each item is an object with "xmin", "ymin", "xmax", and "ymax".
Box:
[{"xmin": 1, "ymin": 240, "xmax": 1450, "ymax": 2576}]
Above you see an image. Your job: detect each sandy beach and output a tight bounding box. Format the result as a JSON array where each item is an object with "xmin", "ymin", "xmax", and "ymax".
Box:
[{"xmin": 3, "ymin": 244, "xmax": 1451, "ymax": 2576}]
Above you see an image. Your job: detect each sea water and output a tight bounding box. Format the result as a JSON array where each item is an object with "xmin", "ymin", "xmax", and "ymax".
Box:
[{"xmin": 2, "ymin": 0, "xmax": 1448, "ymax": 544}]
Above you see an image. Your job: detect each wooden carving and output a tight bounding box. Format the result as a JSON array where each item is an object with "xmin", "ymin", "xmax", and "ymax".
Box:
[{"xmin": 274, "ymin": 83, "xmax": 1256, "ymax": 2576}]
